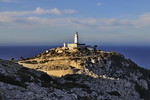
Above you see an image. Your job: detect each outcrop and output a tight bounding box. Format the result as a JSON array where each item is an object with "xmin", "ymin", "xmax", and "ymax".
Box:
[{"xmin": 0, "ymin": 47, "xmax": 150, "ymax": 100}]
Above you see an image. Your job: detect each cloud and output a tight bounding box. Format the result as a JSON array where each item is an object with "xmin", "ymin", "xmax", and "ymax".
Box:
[
  {"xmin": 1, "ymin": 8, "xmax": 150, "ymax": 33},
  {"xmin": 1, "ymin": 11, "xmax": 150, "ymax": 45},
  {"xmin": 69, "ymin": 18, "xmax": 97, "ymax": 28},
  {"xmin": 34, "ymin": 7, "xmax": 76, "ymax": 15},
  {"xmin": 26, "ymin": 17, "xmax": 75, "ymax": 27},
  {"xmin": 64, "ymin": 9, "xmax": 77, "ymax": 14},
  {"xmin": 34, "ymin": 7, "xmax": 47, "ymax": 14},
  {"xmin": 49, "ymin": 8, "xmax": 61, "ymax": 15},
  {"xmin": 133, "ymin": 13, "xmax": 150, "ymax": 27},
  {"xmin": 0, "ymin": 7, "xmax": 76, "ymax": 17},
  {"xmin": 0, "ymin": 11, "xmax": 32, "ymax": 16},
  {"xmin": 97, "ymin": 2, "xmax": 103, "ymax": 6},
  {"xmin": 0, "ymin": 7, "xmax": 77, "ymax": 24},
  {"xmin": 103, "ymin": 18, "xmax": 116, "ymax": 25},
  {"xmin": 34, "ymin": 7, "xmax": 61, "ymax": 15},
  {"xmin": 0, "ymin": 15, "xmax": 13, "ymax": 22}
]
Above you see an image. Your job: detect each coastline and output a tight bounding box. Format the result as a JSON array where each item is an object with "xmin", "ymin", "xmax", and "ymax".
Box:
[{"xmin": 0, "ymin": 45, "xmax": 150, "ymax": 69}]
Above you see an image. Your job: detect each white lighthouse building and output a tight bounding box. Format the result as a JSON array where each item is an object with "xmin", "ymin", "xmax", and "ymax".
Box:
[
  {"xmin": 64, "ymin": 32, "xmax": 86, "ymax": 48},
  {"xmin": 74, "ymin": 32, "xmax": 79, "ymax": 44},
  {"xmin": 63, "ymin": 32, "xmax": 97, "ymax": 50}
]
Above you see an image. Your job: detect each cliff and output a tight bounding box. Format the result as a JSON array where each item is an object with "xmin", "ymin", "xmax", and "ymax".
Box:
[{"xmin": 0, "ymin": 47, "xmax": 150, "ymax": 100}]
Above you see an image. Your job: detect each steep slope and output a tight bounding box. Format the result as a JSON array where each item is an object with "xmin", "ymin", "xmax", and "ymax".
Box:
[
  {"xmin": 18, "ymin": 47, "xmax": 150, "ymax": 100},
  {"xmin": 0, "ymin": 47, "xmax": 150, "ymax": 100}
]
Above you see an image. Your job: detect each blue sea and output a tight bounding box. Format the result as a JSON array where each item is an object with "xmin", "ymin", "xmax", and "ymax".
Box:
[{"xmin": 0, "ymin": 46, "xmax": 149, "ymax": 69}]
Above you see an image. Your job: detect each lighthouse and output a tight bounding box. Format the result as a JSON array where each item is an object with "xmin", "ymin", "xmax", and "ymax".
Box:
[
  {"xmin": 63, "ymin": 32, "xmax": 97, "ymax": 50},
  {"xmin": 64, "ymin": 32, "xmax": 87, "ymax": 48},
  {"xmin": 74, "ymin": 32, "xmax": 79, "ymax": 44}
]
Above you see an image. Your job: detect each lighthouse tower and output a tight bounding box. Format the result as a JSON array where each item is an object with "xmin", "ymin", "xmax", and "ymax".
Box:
[
  {"xmin": 74, "ymin": 32, "xmax": 79, "ymax": 44},
  {"xmin": 66, "ymin": 32, "xmax": 86, "ymax": 48}
]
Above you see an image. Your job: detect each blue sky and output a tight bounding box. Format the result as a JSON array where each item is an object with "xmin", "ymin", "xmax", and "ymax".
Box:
[{"xmin": 0, "ymin": 0, "xmax": 150, "ymax": 46}]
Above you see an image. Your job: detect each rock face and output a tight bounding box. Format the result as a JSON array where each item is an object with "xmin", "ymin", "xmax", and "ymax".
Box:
[{"xmin": 0, "ymin": 47, "xmax": 150, "ymax": 100}]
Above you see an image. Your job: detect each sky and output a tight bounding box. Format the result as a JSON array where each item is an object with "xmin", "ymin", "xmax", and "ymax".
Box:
[{"xmin": 0, "ymin": 0, "xmax": 150, "ymax": 46}]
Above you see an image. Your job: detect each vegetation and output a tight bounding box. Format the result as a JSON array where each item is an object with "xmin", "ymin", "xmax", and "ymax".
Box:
[
  {"xmin": 108, "ymin": 91, "xmax": 121, "ymax": 97},
  {"xmin": 0, "ymin": 74, "xmax": 27, "ymax": 88}
]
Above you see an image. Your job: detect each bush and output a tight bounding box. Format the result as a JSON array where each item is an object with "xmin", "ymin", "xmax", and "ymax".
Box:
[
  {"xmin": 110, "ymin": 51, "xmax": 118, "ymax": 55},
  {"xmin": 40, "ymin": 73, "xmax": 53, "ymax": 82},
  {"xmin": 108, "ymin": 91, "xmax": 121, "ymax": 96},
  {"xmin": 0, "ymin": 74, "xmax": 27, "ymax": 88}
]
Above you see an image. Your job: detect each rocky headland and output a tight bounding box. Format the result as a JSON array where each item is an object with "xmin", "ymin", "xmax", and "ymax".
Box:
[{"xmin": 0, "ymin": 47, "xmax": 150, "ymax": 100}]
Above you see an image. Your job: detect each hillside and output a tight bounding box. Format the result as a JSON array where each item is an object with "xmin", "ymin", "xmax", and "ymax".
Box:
[{"xmin": 0, "ymin": 47, "xmax": 150, "ymax": 100}]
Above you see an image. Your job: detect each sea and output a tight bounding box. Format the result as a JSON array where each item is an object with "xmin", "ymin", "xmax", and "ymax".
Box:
[{"xmin": 0, "ymin": 46, "xmax": 149, "ymax": 69}]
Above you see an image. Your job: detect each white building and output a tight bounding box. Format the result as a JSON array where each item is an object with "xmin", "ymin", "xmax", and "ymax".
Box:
[
  {"xmin": 64, "ymin": 32, "xmax": 97, "ymax": 50},
  {"xmin": 64, "ymin": 32, "xmax": 86, "ymax": 48}
]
